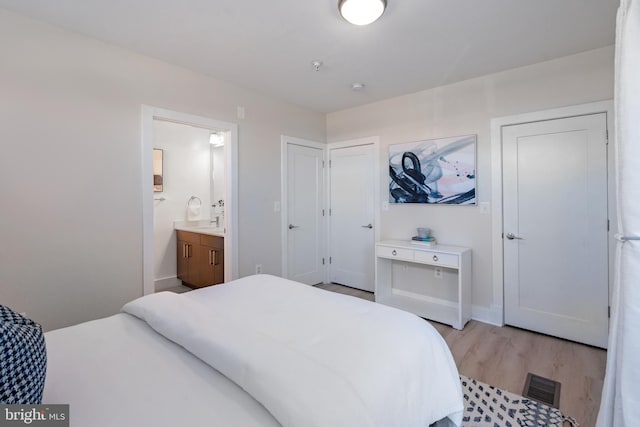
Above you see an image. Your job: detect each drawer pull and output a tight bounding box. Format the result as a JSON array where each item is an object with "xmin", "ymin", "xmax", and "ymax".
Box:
[
  {"xmin": 433, "ymin": 255, "xmax": 438, "ymax": 262},
  {"xmin": 392, "ymin": 250, "xmax": 397, "ymax": 256}
]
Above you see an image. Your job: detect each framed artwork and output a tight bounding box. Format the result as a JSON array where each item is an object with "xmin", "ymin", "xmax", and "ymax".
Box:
[
  {"xmin": 153, "ymin": 148, "xmax": 164, "ymax": 192},
  {"xmin": 389, "ymin": 134, "xmax": 476, "ymax": 205}
]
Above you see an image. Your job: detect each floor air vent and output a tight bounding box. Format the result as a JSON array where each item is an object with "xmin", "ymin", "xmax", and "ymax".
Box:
[{"xmin": 522, "ymin": 373, "xmax": 561, "ymax": 408}]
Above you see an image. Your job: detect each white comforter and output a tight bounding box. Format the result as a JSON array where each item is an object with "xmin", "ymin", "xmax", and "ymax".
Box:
[{"xmin": 123, "ymin": 274, "xmax": 463, "ymax": 427}]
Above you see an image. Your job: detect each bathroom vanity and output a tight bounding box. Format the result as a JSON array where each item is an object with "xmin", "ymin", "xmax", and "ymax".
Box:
[{"xmin": 175, "ymin": 226, "xmax": 224, "ymax": 289}]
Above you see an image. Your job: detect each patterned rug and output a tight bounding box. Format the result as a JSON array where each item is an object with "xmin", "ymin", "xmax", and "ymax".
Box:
[{"xmin": 460, "ymin": 375, "xmax": 579, "ymax": 427}]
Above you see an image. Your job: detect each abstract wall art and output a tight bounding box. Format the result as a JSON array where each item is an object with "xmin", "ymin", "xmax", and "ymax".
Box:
[{"xmin": 389, "ymin": 134, "xmax": 476, "ymax": 205}]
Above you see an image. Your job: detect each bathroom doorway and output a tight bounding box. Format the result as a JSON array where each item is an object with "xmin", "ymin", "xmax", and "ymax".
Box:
[{"xmin": 141, "ymin": 106, "xmax": 238, "ymax": 295}]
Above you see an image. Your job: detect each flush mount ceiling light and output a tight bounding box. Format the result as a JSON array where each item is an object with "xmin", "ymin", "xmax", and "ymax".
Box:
[
  {"xmin": 338, "ymin": 0, "xmax": 386, "ymax": 26},
  {"xmin": 209, "ymin": 132, "xmax": 224, "ymax": 147}
]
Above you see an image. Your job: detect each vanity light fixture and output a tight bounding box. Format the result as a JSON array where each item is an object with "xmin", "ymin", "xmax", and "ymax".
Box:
[
  {"xmin": 209, "ymin": 132, "xmax": 225, "ymax": 147},
  {"xmin": 338, "ymin": 0, "xmax": 386, "ymax": 26}
]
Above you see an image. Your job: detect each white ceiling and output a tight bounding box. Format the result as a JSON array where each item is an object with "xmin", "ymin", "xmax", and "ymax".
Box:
[{"xmin": 0, "ymin": 0, "xmax": 618, "ymax": 113}]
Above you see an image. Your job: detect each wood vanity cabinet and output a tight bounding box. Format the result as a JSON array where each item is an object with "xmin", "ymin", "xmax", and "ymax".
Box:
[
  {"xmin": 177, "ymin": 230, "xmax": 224, "ymax": 288},
  {"xmin": 199, "ymin": 234, "xmax": 224, "ymax": 286}
]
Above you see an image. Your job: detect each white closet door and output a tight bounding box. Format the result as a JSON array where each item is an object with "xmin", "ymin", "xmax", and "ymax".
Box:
[
  {"xmin": 286, "ymin": 143, "xmax": 324, "ymax": 285},
  {"xmin": 329, "ymin": 144, "xmax": 375, "ymax": 291},
  {"xmin": 503, "ymin": 113, "xmax": 609, "ymax": 348}
]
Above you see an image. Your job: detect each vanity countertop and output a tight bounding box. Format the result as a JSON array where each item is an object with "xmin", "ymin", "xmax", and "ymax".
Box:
[{"xmin": 174, "ymin": 220, "xmax": 225, "ymax": 237}]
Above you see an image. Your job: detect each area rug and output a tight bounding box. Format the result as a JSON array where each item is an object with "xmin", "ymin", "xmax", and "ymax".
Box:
[{"xmin": 460, "ymin": 375, "xmax": 579, "ymax": 427}]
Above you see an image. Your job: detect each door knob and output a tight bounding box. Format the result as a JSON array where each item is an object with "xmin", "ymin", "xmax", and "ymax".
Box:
[
  {"xmin": 288, "ymin": 224, "xmax": 299, "ymax": 229},
  {"xmin": 361, "ymin": 223, "xmax": 373, "ymax": 229},
  {"xmin": 505, "ymin": 232, "xmax": 523, "ymax": 240}
]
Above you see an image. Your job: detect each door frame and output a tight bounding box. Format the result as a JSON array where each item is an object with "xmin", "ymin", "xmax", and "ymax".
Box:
[
  {"xmin": 490, "ymin": 100, "xmax": 615, "ymax": 325},
  {"xmin": 327, "ymin": 137, "xmax": 381, "ymax": 285},
  {"xmin": 280, "ymin": 135, "xmax": 327, "ymax": 283},
  {"xmin": 142, "ymin": 106, "xmax": 239, "ymax": 295}
]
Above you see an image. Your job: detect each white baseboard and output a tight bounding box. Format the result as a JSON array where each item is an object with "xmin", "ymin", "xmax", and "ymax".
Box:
[
  {"xmin": 154, "ymin": 276, "xmax": 181, "ymax": 292},
  {"xmin": 471, "ymin": 304, "xmax": 504, "ymax": 326}
]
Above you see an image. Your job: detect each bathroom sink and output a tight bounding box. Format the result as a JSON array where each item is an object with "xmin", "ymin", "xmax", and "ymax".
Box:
[
  {"xmin": 192, "ymin": 225, "xmax": 224, "ymax": 234},
  {"xmin": 174, "ymin": 222, "xmax": 224, "ymax": 236}
]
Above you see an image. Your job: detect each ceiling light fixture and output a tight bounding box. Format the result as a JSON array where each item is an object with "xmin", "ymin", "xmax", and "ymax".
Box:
[
  {"xmin": 338, "ymin": 0, "xmax": 386, "ymax": 26},
  {"xmin": 351, "ymin": 82, "xmax": 366, "ymax": 91},
  {"xmin": 209, "ymin": 132, "xmax": 225, "ymax": 147}
]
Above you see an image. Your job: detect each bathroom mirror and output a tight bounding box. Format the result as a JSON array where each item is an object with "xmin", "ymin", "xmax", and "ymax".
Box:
[
  {"xmin": 210, "ymin": 140, "xmax": 226, "ymax": 223},
  {"xmin": 153, "ymin": 148, "xmax": 164, "ymax": 192}
]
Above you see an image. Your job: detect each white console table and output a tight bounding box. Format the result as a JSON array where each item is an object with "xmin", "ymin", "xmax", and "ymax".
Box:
[{"xmin": 375, "ymin": 240, "xmax": 471, "ymax": 330}]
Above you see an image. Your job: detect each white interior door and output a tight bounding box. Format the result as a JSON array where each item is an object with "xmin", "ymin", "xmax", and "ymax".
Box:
[
  {"xmin": 503, "ymin": 113, "xmax": 609, "ymax": 348},
  {"xmin": 285, "ymin": 142, "xmax": 324, "ymax": 285},
  {"xmin": 329, "ymin": 144, "xmax": 375, "ymax": 291}
]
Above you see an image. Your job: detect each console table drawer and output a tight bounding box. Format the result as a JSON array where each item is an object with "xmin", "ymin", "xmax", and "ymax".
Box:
[
  {"xmin": 377, "ymin": 246, "xmax": 414, "ymax": 261},
  {"xmin": 414, "ymin": 250, "xmax": 459, "ymax": 268}
]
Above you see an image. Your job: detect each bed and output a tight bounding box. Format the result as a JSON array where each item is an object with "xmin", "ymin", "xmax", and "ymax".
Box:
[{"xmin": 43, "ymin": 274, "xmax": 463, "ymax": 427}]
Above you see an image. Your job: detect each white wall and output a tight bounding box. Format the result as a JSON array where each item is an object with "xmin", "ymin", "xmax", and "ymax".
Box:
[
  {"xmin": 327, "ymin": 46, "xmax": 614, "ymax": 321},
  {"xmin": 153, "ymin": 120, "xmax": 212, "ymax": 291},
  {"xmin": 0, "ymin": 9, "xmax": 325, "ymax": 330},
  {"xmin": 0, "ymin": 7, "xmax": 615, "ymax": 330}
]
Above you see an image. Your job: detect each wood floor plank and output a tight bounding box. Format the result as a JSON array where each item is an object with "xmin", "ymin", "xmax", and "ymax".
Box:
[{"xmin": 315, "ymin": 282, "xmax": 606, "ymax": 427}]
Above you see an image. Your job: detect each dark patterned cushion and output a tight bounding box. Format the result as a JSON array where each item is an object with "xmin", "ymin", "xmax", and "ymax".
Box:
[{"xmin": 0, "ymin": 305, "xmax": 47, "ymax": 404}]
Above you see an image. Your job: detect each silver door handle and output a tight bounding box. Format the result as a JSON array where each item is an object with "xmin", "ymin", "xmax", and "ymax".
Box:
[
  {"xmin": 505, "ymin": 232, "xmax": 523, "ymax": 240},
  {"xmin": 288, "ymin": 224, "xmax": 299, "ymax": 229},
  {"xmin": 361, "ymin": 224, "xmax": 373, "ymax": 229}
]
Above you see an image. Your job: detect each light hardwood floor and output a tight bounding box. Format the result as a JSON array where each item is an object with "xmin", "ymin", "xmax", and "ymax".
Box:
[{"xmin": 316, "ymin": 283, "xmax": 607, "ymax": 427}]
